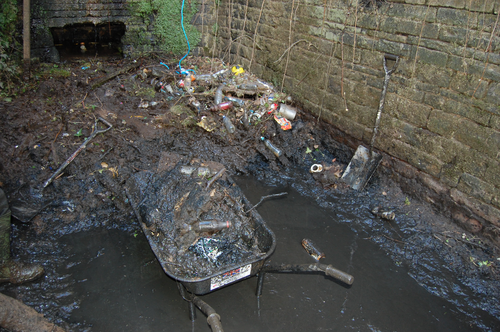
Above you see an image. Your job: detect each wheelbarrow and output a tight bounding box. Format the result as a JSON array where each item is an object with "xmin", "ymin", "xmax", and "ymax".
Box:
[{"xmin": 126, "ymin": 157, "xmax": 354, "ymax": 332}]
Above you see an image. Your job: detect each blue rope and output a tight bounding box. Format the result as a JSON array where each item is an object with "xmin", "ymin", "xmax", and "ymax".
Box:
[{"xmin": 178, "ymin": 0, "xmax": 191, "ymax": 75}]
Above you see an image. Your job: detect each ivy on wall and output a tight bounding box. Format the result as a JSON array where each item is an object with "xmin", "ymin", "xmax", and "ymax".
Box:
[
  {"xmin": 0, "ymin": 0, "xmax": 20, "ymax": 95},
  {"xmin": 130, "ymin": 0, "xmax": 201, "ymax": 55}
]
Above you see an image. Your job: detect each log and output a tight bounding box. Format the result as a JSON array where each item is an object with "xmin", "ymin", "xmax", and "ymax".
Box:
[
  {"xmin": 0, "ymin": 292, "xmax": 67, "ymax": 332},
  {"xmin": 91, "ymin": 63, "xmax": 141, "ymax": 89}
]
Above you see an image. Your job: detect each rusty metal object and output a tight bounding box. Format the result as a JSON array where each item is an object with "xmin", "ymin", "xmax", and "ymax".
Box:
[{"xmin": 301, "ymin": 238, "xmax": 325, "ymax": 261}]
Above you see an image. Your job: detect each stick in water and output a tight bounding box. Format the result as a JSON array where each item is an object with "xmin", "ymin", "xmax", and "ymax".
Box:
[{"xmin": 245, "ymin": 192, "xmax": 288, "ymax": 213}]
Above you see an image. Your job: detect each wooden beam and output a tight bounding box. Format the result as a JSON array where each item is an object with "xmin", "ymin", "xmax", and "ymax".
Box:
[{"xmin": 23, "ymin": 0, "xmax": 30, "ymax": 76}]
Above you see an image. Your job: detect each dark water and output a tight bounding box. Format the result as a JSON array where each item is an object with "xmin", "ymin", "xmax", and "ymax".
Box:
[{"xmin": 49, "ymin": 175, "xmax": 498, "ymax": 331}]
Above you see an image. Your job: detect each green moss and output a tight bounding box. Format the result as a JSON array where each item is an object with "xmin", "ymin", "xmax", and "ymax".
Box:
[
  {"xmin": 129, "ymin": 0, "xmax": 201, "ymax": 55},
  {"xmin": 135, "ymin": 86, "xmax": 156, "ymax": 100}
]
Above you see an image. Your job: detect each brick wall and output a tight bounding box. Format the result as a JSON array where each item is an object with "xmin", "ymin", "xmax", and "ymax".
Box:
[{"xmin": 205, "ymin": 0, "xmax": 500, "ymax": 242}]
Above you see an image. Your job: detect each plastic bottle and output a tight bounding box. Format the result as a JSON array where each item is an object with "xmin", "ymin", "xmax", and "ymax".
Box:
[
  {"xmin": 186, "ymin": 220, "xmax": 232, "ymax": 234},
  {"xmin": 238, "ymin": 83, "xmax": 258, "ymax": 91},
  {"xmin": 190, "ymin": 99, "xmax": 201, "ymax": 113},
  {"xmin": 214, "ymin": 85, "xmax": 224, "ymax": 104},
  {"xmin": 222, "ymin": 116, "xmax": 236, "ymax": 134},
  {"xmin": 194, "ymin": 74, "xmax": 214, "ymax": 82},
  {"xmin": 224, "ymin": 96, "xmax": 246, "ymax": 107},
  {"xmin": 260, "ymin": 137, "xmax": 282, "ymax": 157},
  {"xmin": 184, "ymin": 74, "xmax": 195, "ymax": 93},
  {"xmin": 207, "ymin": 101, "xmax": 233, "ymax": 112}
]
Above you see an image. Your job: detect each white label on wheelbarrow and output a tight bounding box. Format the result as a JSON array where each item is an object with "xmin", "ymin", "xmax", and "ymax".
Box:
[{"xmin": 210, "ymin": 264, "xmax": 252, "ymax": 291}]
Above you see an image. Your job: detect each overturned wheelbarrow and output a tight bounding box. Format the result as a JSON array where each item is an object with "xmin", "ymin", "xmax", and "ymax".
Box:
[{"xmin": 126, "ymin": 156, "xmax": 353, "ymax": 332}]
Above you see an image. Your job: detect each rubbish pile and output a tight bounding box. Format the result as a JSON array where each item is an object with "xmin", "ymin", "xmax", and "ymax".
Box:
[{"xmin": 141, "ymin": 61, "xmax": 299, "ymax": 145}]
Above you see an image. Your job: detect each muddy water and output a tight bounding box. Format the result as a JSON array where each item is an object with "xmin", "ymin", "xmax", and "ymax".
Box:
[{"xmin": 47, "ymin": 173, "xmax": 497, "ymax": 331}]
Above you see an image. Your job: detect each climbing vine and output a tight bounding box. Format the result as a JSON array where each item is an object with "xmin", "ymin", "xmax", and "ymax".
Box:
[
  {"xmin": 130, "ymin": 0, "xmax": 201, "ymax": 55},
  {"xmin": 0, "ymin": 0, "xmax": 20, "ymax": 98}
]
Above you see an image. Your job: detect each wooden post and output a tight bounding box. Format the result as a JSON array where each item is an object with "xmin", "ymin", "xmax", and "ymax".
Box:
[{"xmin": 23, "ymin": 0, "xmax": 30, "ymax": 78}]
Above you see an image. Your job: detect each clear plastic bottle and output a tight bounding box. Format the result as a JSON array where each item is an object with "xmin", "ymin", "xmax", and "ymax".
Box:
[
  {"xmin": 260, "ymin": 137, "xmax": 282, "ymax": 157},
  {"xmin": 184, "ymin": 74, "xmax": 194, "ymax": 93},
  {"xmin": 184, "ymin": 220, "xmax": 232, "ymax": 234},
  {"xmin": 194, "ymin": 74, "xmax": 214, "ymax": 82},
  {"xmin": 224, "ymin": 96, "xmax": 246, "ymax": 107},
  {"xmin": 222, "ymin": 116, "xmax": 236, "ymax": 134},
  {"xmin": 214, "ymin": 85, "xmax": 224, "ymax": 104}
]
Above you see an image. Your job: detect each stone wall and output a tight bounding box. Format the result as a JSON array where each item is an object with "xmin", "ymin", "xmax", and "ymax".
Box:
[
  {"xmin": 30, "ymin": 0, "xmax": 129, "ymax": 61},
  {"xmin": 205, "ymin": 0, "xmax": 500, "ymax": 242},
  {"xmin": 29, "ymin": 0, "xmax": 213, "ymax": 60}
]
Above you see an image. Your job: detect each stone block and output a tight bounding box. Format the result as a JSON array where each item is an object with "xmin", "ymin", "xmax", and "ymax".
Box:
[
  {"xmin": 380, "ymin": 17, "xmax": 420, "ymax": 37},
  {"xmin": 375, "ymin": 39, "xmax": 411, "ymax": 57},
  {"xmin": 421, "ymin": 23, "xmax": 441, "ymax": 40},
  {"xmin": 490, "ymin": 115, "xmax": 500, "ymax": 131},
  {"xmin": 438, "ymin": 25, "xmax": 469, "ymax": 46},
  {"xmin": 452, "ymin": 211, "xmax": 483, "ymax": 233},
  {"xmin": 486, "ymin": 82, "xmax": 500, "ymax": 105},
  {"xmin": 376, "ymin": 135, "xmax": 443, "ymax": 177},
  {"xmin": 326, "ymin": 7, "xmax": 348, "ymax": 24},
  {"xmin": 466, "ymin": 0, "xmax": 495, "ymax": 12},
  {"xmin": 423, "ymin": 92, "xmax": 446, "ymax": 110},
  {"xmin": 458, "ymin": 173, "xmax": 496, "ymax": 203},
  {"xmin": 356, "ymin": 13, "xmax": 378, "ymax": 30},
  {"xmin": 427, "ymin": 109, "xmax": 459, "ymax": 137},
  {"xmin": 408, "ymin": 37, "xmax": 455, "ymax": 57},
  {"xmin": 415, "ymin": 47, "xmax": 448, "ymax": 67},
  {"xmin": 414, "ymin": 63, "xmax": 452, "ymax": 88},
  {"xmin": 367, "ymin": 30, "xmax": 408, "ymax": 44},
  {"xmin": 385, "ymin": 94, "xmax": 431, "ymax": 128},
  {"xmin": 450, "ymin": 188, "xmax": 500, "ymax": 226},
  {"xmin": 385, "ymin": 3, "xmax": 437, "ymax": 22},
  {"xmin": 421, "ymin": 172, "xmax": 449, "ymax": 195},
  {"xmin": 484, "ymin": 157, "xmax": 500, "ymax": 187},
  {"xmin": 450, "ymin": 118, "xmax": 498, "ymax": 158},
  {"xmin": 345, "ymin": 80, "xmax": 381, "ymax": 109},
  {"xmin": 449, "ymin": 71, "xmax": 489, "ymax": 98},
  {"xmin": 391, "ymin": 157, "xmax": 418, "ymax": 179},
  {"xmin": 436, "ymin": 7, "xmax": 469, "ymax": 26},
  {"xmin": 440, "ymin": 88, "xmax": 499, "ymax": 115},
  {"xmin": 334, "ymin": 113, "xmax": 365, "ymax": 140},
  {"xmin": 442, "ymin": 99, "xmax": 491, "ymax": 126}
]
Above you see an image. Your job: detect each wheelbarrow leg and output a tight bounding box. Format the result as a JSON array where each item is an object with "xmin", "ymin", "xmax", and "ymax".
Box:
[
  {"xmin": 177, "ymin": 283, "xmax": 197, "ymax": 321},
  {"xmin": 256, "ymin": 272, "xmax": 266, "ymax": 297},
  {"xmin": 188, "ymin": 301, "xmax": 197, "ymax": 321}
]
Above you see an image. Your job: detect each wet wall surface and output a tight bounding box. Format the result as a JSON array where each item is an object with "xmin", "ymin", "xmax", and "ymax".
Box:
[{"xmin": 48, "ymin": 174, "xmax": 497, "ymax": 332}]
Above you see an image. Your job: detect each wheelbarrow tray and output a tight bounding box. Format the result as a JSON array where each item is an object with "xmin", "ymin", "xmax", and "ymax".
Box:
[{"xmin": 130, "ymin": 161, "xmax": 276, "ymax": 296}]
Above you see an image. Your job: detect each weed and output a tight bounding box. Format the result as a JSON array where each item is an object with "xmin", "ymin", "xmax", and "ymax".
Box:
[
  {"xmin": 0, "ymin": 0, "xmax": 20, "ymax": 100},
  {"xmin": 130, "ymin": 0, "xmax": 201, "ymax": 55}
]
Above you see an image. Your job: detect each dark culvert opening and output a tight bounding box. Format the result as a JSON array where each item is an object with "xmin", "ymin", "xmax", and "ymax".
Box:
[{"xmin": 50, "ymin": 22, "xmax": 125, "ymax": 61}]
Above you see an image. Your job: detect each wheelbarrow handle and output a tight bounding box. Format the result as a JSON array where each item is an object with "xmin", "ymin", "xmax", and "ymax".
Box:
[
  {"xmin": 316, "ymin": 264, "xmax": 354, "ymax": 285},
  {"xmin": 261, "ymin": 263, "xmax": 354, "ymax": 286}
]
